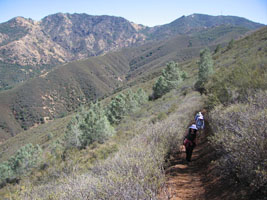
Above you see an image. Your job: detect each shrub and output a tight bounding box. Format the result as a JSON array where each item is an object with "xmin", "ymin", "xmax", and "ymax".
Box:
[
  {"xmin": 209, "ymin": 91, "xmax": 267, "ymax": 196},
  {"xmin": 79, "ymin": 102, "xmax": 114, "ymax": 147},
  {"xmin": 227, "ymin": 39, "xmax": 234, "ymax": 50},
  {"xmin": 0, "ymin": 144, "xmax": 42, "ymax": 187},
  {"xmin": 19, "ymin": 92, "xmax": 203, "ymax": 200},
  {"xmin": 152, "ymin": 76, "xmax": 169, "ymax": 99},
  {"xmin": 0, "ymin": 162, "xmax": 14, "ymax": 186},
  {"xmin": 205, "ymin": 59, "xmax": 267, "ymax": 106},
  {"xmin": 65, "ymin": 102, "xmax": 115, "ymax": 148},
  {"xmin": 214, "ymin": 44, "xmax": 221, "ymax": 54},
  {"xmin": 195, "ymin": 48, "xmax": 214, "ymax": 94},
  {"xmin": 106, "ymin": 89, "xmax": 147, "ymax": 124},
  {"xmin": 152, "ymin": 61, "xmax": 183, "ymax": 99},
  {"xmin": 106, "ymin": 93, "xmax": 128, "ymax": 124}
]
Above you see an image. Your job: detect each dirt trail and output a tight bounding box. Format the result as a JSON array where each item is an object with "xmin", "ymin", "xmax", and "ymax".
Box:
[
  {"xmin": 159, "ymin": 126, "xmax": 217, "ymax": 200},
  {"xmin": 158, "ymin": 118, "xmax": 257, "ymax": 200}
]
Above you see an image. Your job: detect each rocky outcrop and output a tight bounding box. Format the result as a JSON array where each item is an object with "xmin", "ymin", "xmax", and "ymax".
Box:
[{"xmin": 0, "ymin": 13, "xmax": 146, "ymax": 66}]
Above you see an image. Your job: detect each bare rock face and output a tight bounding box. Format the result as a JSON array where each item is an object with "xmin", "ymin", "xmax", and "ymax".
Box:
[{"xmin": 0, "ymin": 13, "xmax": 147, "ymax": 66}]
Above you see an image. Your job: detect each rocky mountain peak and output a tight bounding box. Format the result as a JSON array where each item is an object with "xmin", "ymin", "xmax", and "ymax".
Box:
[{"xmin": 0, "ymin": 13, "xmax": 264, "ymax": 66}]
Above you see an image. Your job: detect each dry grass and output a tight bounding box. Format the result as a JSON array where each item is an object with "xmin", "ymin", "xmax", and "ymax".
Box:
[
  {"xmin": 209, "ymin": 90, "xmax": 267, "ymax": 198},
  {"xmin": 15, "ymin": 92, "xmax": 202, "ymax": 200}
]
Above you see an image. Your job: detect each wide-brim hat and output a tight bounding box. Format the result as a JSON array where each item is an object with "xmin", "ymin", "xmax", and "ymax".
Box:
[{"xmin": 189, "ymin": 124, "xmax": 198, "ymax": 130}]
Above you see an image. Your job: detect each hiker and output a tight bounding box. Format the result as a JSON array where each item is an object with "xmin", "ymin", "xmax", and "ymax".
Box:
[
  {"xmin": 195, "ymin": 112, "xmax": 202, "ymax": 122},
  {"xmin": 196, "ymin": 115, "xmax": 204, "ymax": 130},
  {"xmin": 183, "ymin": 124, "xmax": 198, "ymax": 162},
  {"xmin": 195, "ymin": 112, "xmax": 204, "ymax": 130}
]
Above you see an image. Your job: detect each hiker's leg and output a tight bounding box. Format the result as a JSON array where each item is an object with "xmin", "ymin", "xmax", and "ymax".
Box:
[
  {"xmin": 186, "ymin": 147, "xmax": 190, "ymax": 161},
  {"xmin": 187, "ymin": 146, "xmax": 193, "ymax": 161}
]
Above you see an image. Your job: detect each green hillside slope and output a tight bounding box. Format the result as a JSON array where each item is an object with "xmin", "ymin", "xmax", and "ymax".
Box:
[
  {"xmin": 0, "ymin": 53, "xmax": 129, "ymax": 139},
  {"xmin": 0, "ymin": 13, "xmax": 263, "ymax": 91},
  {"xmin": 145, "ymin": 13, "xmax": 263, "ymax": 40},
  {"xmin": 0, "ymin": 23, "xmax": 263, "ymax": 140},
  {"xmin": 0, "ymin": 25, "xmax": 266, "ymax": 200}
]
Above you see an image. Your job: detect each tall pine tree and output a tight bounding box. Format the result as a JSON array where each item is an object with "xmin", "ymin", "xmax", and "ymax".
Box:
[
  {"xmin": 196, "ymin": 48, "xmax": 214, "ymax": 94},
  {"xmin": 152, "ymin": 61, "xmax": 182, "ymax": 99}
]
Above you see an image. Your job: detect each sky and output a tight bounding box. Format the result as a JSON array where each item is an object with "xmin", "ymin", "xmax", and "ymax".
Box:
[{"xmin": 0, "ymin": 0, "xmax": 266, "ymax": 26}]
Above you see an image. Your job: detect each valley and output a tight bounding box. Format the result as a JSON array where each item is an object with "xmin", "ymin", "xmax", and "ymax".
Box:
[{"xmin": 0, "ymin": 11, "xmax": 266, "ymax": 200}]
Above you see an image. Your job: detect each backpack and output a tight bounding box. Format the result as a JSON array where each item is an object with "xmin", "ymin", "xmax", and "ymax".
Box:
[{"xmin": 196, "ymin": 118, "xmax": 204, "ymax": 129}]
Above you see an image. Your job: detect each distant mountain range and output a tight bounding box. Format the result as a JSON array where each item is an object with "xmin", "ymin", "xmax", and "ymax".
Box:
[
  {"xmin": 0, "ymin": 13, "xmax": 265, "ymax": 140},
  {"xmin": 0, "ymin": 13, "xmax": 263, "ymax": 66}
]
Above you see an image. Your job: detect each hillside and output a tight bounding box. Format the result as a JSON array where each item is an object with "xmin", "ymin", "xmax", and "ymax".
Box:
[
  {"xmin": 143, "ymin": 13, "xmax": 263, "ymax": 40},
  {"xmin": 0, "ymin": 26, "xmax": 266, "ymax": 200},
  {"xmin": 0, "ymin": 14, "xmax": 146, "ymax": 66},
  {"xmin": 0, "ymin": 22, "xmax": 256, "ymax": 140},
  {"xmin": 0, "ymin": 52, "xmax": 130, "ymax": 139},
  {"xmin": 0, "ymin": 13, "xmax": 263, "ymax": 90}
]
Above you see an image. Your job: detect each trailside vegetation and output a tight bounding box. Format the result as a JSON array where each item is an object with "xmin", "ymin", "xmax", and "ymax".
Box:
[
  {"xmin": 17, "ymin": 92, "xmax": 202, "ymax": 199},
  {"xmin": 209, "ymin": 91, "xmax": 267, "ymax": 197},
  {"xmin": 65, "ymin": 102, "xmax": 115, "ymax": 149},
  {"xmin": 205, "ymin": 27, "xmax": 267, "ymax": 198},
  {"xmin": 106, "ymin": 88, "xmax": 147, "ymax": 124},
  {"xmin": 0, "ymin": 144, "xmax": 42, "ymax": 187},
  {"xmin": 65, "ymin": 88, "xmax": 148, "ymax": 149},
  {"xmin": 195, "ymin": 48, "xmax": 214, "ymax": 94},
  {"xmin": 152, "ymin": 61, "xmax": 184, "ymax": 99}
]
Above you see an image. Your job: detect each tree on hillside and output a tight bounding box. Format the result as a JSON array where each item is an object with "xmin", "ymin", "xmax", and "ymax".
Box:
[
  {"xmin": 0, "ymin": 143, "xmax": 43, "ymax": 186},
  {"xmin": 79, "ymin": 102, "xmax": 114, "ymax": 147},
  {"xmin": 152, "ymin": 61, "xmax": 183, "ymax": 99},
  {"xmin": 106, "ymin": 93, "xmax": 127, "ymax": 124},
  {"xmin": 64, "ymin": 110, "xmax": 84, "ymax": 148},
  {"xmin": 106, "ymin": 88, "xmax": 148, "ymax": 124},
  {"xmin": 124, "ymin": 90, "xmax": 139, "ymax": 113},
  {"xmin": 65, "ymin": 103, "xmax": 114, "ymax": 148},
  {"xmin": 8, "ymin": 144, "xmax": 43, "ymax": 176},
  {"xmin": 214, "ymin": 44, "xmax": 221, "ymax": 54},
  {"xmin": 152, "ymin": 76, "xmax": 169, "ymax": 99},
  {"xmin": 135, "ymin": 88, "xmax": 148, "ymax": 105},
  {"xmin": 227, "ymin": 39, "xmax": 234, "ymax": 50},
  {"xmin": 0, "ymin": 162, "xmax": 14, "ymax": 186},
  {"xmin": 195, "ymin": 48, "xmax": 214, "ymax": 94}
]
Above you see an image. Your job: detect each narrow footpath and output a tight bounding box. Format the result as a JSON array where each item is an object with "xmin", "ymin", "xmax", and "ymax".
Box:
[
  {"xmin": 159, "ymin": 130, "xmax": 209, "ymax": 200},
  {"xmin": 159, "ymin": 122, "xmax": 242, "ymax": 200}
]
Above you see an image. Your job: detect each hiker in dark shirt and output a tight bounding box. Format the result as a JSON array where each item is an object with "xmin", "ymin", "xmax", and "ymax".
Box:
[{"xmin": 183, "ymin": 124, "xmax": 198, "ymax": 162}]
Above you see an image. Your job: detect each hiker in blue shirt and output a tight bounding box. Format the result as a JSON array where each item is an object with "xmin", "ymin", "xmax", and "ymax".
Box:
[
  {"xmin": 195, "ymin": 112, "xmax": 201, "ymax": 121},
  {"xmin": 183, "ymin": 124, "xmax": 198, "ymax": 162},
  {"xmin": 196, "ymin": 115, "xmax": 204, "ymax": 130}
]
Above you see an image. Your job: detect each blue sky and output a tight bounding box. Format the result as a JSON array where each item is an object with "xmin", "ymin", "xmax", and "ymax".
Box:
[{"xmin": 1, "ymin": 0, "xmax": 266, "ymax": 26}]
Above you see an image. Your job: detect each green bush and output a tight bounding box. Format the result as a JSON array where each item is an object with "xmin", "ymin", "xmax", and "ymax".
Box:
[
  {"xmin": 18, "ymin": 92, "xmax": 203, "ymax": 200},
  {"xmin": 79, "ymin": 102, "xmax": 114, "ymax": 147},
  {"xmin": 106, "ymin": 89, "xmax": 147, "ymax": 124},
  {"xmin": 214, "ymin": 44, "xmax": 222, "ymax": 54},
  {"xmin": 0, "ymin": 144, "xmax": 42, "ymax": 186},
  {"xmin": 205, "ymin": 59, "xmax": 267, "ymax": 107},
  {"xmin": 152, "ymin": 61, "xmax": 183, "ymax": 99},
  {"xmin": 106, "ymin": 93, "xmax": 128, "ymax": 124},
  {"xmin": 152, "ymin": 76, "xmax": 169, "ymax": 99},
  {"xmin": 65, "ymin": 102, "xmax": 115, "ymax": 148},
  {"xmin": 209, "ymin": 91, "xmax": 267, "ymax": 197},
  {"xmin": 227, "ymin": 39, "xmax": 234, "ymax": 50},
  {"xmin": 0, "ymin": 162, "xmax": 13, "ymax": 186},
  {"xmin": 195, "ymin": 48, "xmax": 214, "ymax": 94}
]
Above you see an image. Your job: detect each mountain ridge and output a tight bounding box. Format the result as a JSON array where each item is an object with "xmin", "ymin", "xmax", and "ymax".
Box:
[
  {"xmin": 0, "ymin": 13, "xmax": 265, "ymax": 140},
  {"xmin": 0, "ymin": 13, "xmax": 264, "ymax": 66}
]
